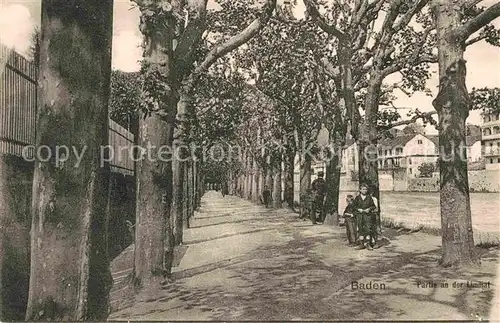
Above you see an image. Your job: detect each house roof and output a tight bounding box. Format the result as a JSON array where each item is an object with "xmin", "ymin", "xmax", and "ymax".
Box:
[
  {"xmin": 379, "ymin": 134, "xmax": 418, "ymax": 148},
  {"xmin": 426, "ymin": 135, "xmax": 439, "ymax": 147},
  {"xmin": 342, "ymin": 133, "xmax": 479, "ymax": 149},
  {"xmin": 466, "ymin": 135, "xmax": 481, "ymax": 146}
]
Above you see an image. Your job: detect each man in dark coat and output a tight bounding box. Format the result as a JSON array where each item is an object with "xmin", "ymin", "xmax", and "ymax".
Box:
[
  {"xmin": 221, "ymin": 181, "xmax": 229, "ymax": 197},
  {"xmin": 311, "ymin": 171, "xmax": 326, "ymax": 223},
  {"xmin": 262, "ymin": 185, "xmax": 271, "ymax": 208}
]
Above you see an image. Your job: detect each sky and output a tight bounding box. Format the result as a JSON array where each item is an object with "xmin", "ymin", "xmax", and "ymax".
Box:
[{"xmin": 1, "ymin": 0, "xmax": 499, "ymax": 129}]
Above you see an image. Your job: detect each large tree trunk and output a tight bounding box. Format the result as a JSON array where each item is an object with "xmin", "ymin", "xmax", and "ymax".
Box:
[
  {"xmin": 196, "ymin": 163, "xmax": 204, "ymax": 210},
  {"xmin": 238, "ymin": 173, "xmax": 244, "ymax": 197},
  {"xmin": 299, "ymin": 152, "xmax": 312, "ymax": 217},
  {"xmin": 172, "ymin": 93, "xmax": 190, "ymax": 245},
  {"xmin": 272, "ymin": 153, "xmax": 282, "ymax": 208},
  {"xmin": 26, "ymin": 1, "xmax": 113, "ymax": 319},
  {"xmin": 339, "ymin": 48, "xmax": 359, "ymax": 140},
  {"xmin": 358, "ymin": 76, "xmax": 383, "ymax": 229},
  {"xmin": 246, "ymin": 155, "xmax": 253, "ymax": 200},
  {"xmin": 324, "ymin": 147, "xmax": 341, "ymax": 225},
  {"xmin": 172, "ymin": 156, "xmax": 184, "ymax": 245},
  {"xmin": 185, "ymin": 160, "xmax": 193, "ymax": 228},
  {"xmin": 133, "ymin": 2, "xmax": 176, "ymax": 288},
  {"xmin": 432, "ymin": 0, "xmax": 475, "ymax": 266},
  {"xmin": 283, "ymin": 144, "xmax": 295, "ymax": 208},
  {"xmin": 0, "ymin": 157, "xmax": 32, "ymax": 321},
  {"xmin": 252, "ymin": 159, "xmax": 259, "ymax": 203},
  {"xmin": 258, "ymin": 167, "xmax": 265, "ymax": 203}
]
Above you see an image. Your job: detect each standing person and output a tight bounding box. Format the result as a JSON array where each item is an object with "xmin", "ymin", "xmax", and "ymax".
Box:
[
  {"xmin": 343, "ymin": 195, "xmax": 357, "ymax": 245},
  {"xmin": 311, "ymin": 171, "xmax": 326, "ymax": 223},
  {"xmin": 221, "ymin": 181, "xmax": 228, "ymax": 197},
  {"xmin": 262, "ymin": 185, "xmax": 271, "ymax": 208},
  {"xmin": 352, "ymin": 183, "xmax": 378, "ymax": 250}
]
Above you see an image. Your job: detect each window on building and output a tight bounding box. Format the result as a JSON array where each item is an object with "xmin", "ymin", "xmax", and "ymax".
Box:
[
  {"xmin": 409, "ymin": 158, "xmax": 412, "ymax": 165},
  {"xmin": 417, "ymin": 140, "xmax": 423, "ymax": 144},
  {"xmin": 494, "ymin": 126, "xmax": 500, "ymax": 134},
  {"xmin": 485, "ymin": 115, "xmax": 491, "ymax": 122},
  {"xmin": 498, "ymin": 158, "xmax": 500, "ymax": 163},
  {"xmin": 491, "ymin": 158, "xmax": 494, "ymax": 164},
  {"xmin": 409, "ymin": 168, "xmax": 412, "ymax": 174},
  {"xmin": 484, "ymin": 128, "xmax": 492, "ymax": 136}
]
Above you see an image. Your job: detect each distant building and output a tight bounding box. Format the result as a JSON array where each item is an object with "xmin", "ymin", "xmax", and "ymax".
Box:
[
  {"xmin": 381, "ymin": 134, "xmax": 439, "ymax": 177},
  {"xmin": 481, "ymin": 111, "xmax": 500, "ymax": 170},
  {"xmin": 340, "ymin": 134, "xmax": 439, "ymax": 178},
  {"xmin": 466, "ymin": 135, "xmax": 482, "ymax": 163}
]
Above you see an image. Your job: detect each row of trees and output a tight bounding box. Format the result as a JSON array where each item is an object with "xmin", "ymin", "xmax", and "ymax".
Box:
[
  {"xmin": 210, "ymin": 0, "xmax": 500, "ymax": 267},
  {"xmin": 1, "ymin": 0, "xmax": 500, "ymax": 321},
  {"xmin": 237, "ymin": 0, "xmax": 500, "ymax": 266}
]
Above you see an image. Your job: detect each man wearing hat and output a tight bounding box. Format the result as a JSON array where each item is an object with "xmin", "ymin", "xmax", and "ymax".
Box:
[{"xmin": 311, "ymin": 171, "xmax": 326, "ymax": 224}]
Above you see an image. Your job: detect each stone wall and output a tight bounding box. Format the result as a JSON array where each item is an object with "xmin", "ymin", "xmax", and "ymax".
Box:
[
  {"xmin": 406, "ymin": 170, "xmax": 500, "ymax": 193},
  {"xmin": 407, "ymin": 177, "xmax": 439, "ymax": 192},
  {"xmin": 469, "ymin": 170, "xmax": 500, "ymax": 193}
]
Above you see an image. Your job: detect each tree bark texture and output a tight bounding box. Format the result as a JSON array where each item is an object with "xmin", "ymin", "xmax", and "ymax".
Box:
[
  {"xmin": 283, "ymin": 145, "xmax": 295, "ymax": 208},
  {"xmin": 432, "ymin": 0, "xmax": 476, "ymax": 266},
  {"xmin": 26, "ymin": 1, "xmax": 113, "ymax": 319},
  {"xmin": 172, "ymin": 92, "xmax": 190, "ymax": 245},
  {"xmin": 358, "ymin": 76, "xmax": 383, "ymax": 227},
  {"xmin": 185, "ymin": 160, "xmax": 194, "ymax": 228},
  {"xmin": 172, "ymin": 156, "xmax": 184, "ymax": 245},
  {"xmin": 0, "ymin": 157, "xmax": 32, "ymax": 320},
  {"xmin": 251, "ymin": 159, "xmax": 259, "ymax": 203},
  {"xmin": 324, "ymin": 149, "xmax": 341, "ymax": 225},
  {"xmin": 182, "ymin": 160, "xmax": 189, "ymax": 229},
  {"xmin": 133, "ymin": 2, "xmax": 176, "ymax": 288},
  {"xmin": 299, "ymin": 152, "xmax": 312, "ymax": 217},
  {"xmin": 272, "ymin": 154, "xmax": 282, "ymax": 208}
]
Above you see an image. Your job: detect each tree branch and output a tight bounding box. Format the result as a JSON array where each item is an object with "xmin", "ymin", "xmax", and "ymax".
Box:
[
  {"xmin": 462, "ymin": 0, "xmax": 483, "ymax": 12},
  {"xmin": 393, "ymin": 0, "xmax": 430, "ymax": 33},
  {"xmin": 372, "ymin": 1, "xmax": 401, "ymax": 62},
  {"xmin": 302, "ymin": 0, "xmax": 347, "ymax": 40},
  {"xmin": 352, "ymin": 0, "xmax": 385, "ymax": 29},
  {"xmin": 174, "ymin": 0, "xmax": 208, "ymax": 81},
  {"xmin": 465, "ymin": 32, "xmax": 488, "ymax": 46},
  {"xmin": 458, "ymin": 2, "xmax": 500, "ymax": 39},
  {"xmin": 183, "ymin": 0, "xmax": 277, "ymax": 92},
  {"xmin": 382, "ymin": 25, "xmax": 434, "ymax": 77},
  {"xmin": 378, "ymin": 111, "xmax": 437, "ymax": 130}
]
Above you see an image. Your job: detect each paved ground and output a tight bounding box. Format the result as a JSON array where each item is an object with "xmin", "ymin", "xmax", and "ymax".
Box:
[{"xmin": 109, "ymin": 191, "xmax": 499, "ymax": 321}]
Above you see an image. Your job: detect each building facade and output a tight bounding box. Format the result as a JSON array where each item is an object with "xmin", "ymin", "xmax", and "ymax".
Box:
[{"xmin": 481, "ymin": 111, "xmax": 500, "ymax": 170}]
